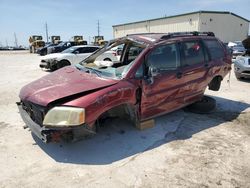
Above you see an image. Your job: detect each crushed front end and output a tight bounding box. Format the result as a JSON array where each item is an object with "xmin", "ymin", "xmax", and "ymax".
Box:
[{"xmin": 17, "ymin": 101, "xmax": 95, "ymax": 143}]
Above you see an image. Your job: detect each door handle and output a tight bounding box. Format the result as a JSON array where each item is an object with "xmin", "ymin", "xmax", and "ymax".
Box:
[{"xmin": 176, "ymin": 72, "xmax": 182, "ymax": 79}]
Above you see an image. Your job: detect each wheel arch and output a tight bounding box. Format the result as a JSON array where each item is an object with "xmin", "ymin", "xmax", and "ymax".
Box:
[{"xmin": 208, "ymin": 75, "xmax": 223, "ymax": 91}]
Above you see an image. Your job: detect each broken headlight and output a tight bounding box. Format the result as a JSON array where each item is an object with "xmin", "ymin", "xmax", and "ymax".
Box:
[{"xmin": 43, "ymin": 107, "xmax": 85, "ymax": 127}]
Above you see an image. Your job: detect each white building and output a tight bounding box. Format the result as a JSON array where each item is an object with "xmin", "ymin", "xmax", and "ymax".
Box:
[{"xmin": 113, "ymin": 11, "xmax": 249, "ymax": 43}]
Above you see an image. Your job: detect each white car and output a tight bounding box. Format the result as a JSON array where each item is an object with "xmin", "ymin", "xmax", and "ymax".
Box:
[{"xmin": 40, "ymin": 45, "xmax": 100, "ymax": 71}]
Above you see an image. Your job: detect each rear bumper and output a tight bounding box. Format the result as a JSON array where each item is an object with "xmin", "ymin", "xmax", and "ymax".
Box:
[{"xmin": 17, "ymin": 103, "xmax": 95, "ymax": 143}]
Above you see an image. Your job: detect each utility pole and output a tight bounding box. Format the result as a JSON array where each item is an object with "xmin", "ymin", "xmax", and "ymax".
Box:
[
  {"xmin": 97, "ymin": 20, "xmax": 100, "ymax": 36},
  {"xmin": 14, "ymin": 32, "xmax": 18, "ymax": 47},
  {"xmin": 45, "ymin": 22, "xmax": 49, "ymax": 43}
]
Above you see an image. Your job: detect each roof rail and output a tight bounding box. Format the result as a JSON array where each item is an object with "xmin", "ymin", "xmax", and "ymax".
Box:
[
  {"xmin": 126, "ymin": 33, "xmax": 165, "ymax": 36},
  {"xmin": 160, "ymin": 31, "xmax": 215, "ymax": 40}
]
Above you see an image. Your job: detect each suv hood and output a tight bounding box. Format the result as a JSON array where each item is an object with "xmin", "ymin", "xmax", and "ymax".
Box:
[{"xmin": 19, "ymin": 66, "xmax": 118, "ymax": 106}]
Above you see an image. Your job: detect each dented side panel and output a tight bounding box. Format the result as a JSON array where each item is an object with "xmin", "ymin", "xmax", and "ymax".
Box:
[{"xmin": 63, "ymin": 80, "xmax": 138, "ymax": 129}]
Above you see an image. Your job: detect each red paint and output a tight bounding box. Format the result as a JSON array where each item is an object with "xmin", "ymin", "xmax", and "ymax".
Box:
[
  {"xmin": 19, "ymin": 66, "xmax": 118, "ymax": 106},
  {"xmin": 19, "ymin": 33, "xmax": 232, "ymax": 142}
]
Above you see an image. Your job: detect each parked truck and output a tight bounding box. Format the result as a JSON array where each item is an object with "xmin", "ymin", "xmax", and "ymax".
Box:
[
  {"xmin": 29, "ymin": 35, "xmax": 45, "ymax": 53},
  {"xmin": 71, "ymin": 36, "xmax": 87, "ymax": 45},
  {"xmin": 51, "ymin": 36, "xmax": 61, "ymax": 44},
  {"xmin": 93, "ymin": 36, "xmax": 108, "ymax": 46}
]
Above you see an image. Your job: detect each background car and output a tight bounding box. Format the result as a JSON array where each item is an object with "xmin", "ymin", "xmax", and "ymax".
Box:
[
  {"xmin": 47, "ymin": 41, "xmax": 77, "ymax": 54},
  {"xmin": 234, "ymin": 38, "xmax": 250, "ymax": 80},
  {"xmin": 36, "ymin": 43, "xmax": 57, "ymax": 56},
  {"xmin": 40, "ymin": 45, "xmax": 100, "ymax": 70},
  {"xmin": 228, "ymin": 41, "xmax": 246, "ymax": 59}
]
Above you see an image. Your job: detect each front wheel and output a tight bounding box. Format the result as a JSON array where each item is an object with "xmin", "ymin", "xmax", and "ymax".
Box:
[{"xmin": 57, "ymin": 60, "xmax": 71, "ymax": 69}]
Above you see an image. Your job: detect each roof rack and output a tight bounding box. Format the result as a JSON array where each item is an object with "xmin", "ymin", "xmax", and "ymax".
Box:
[
  {"xmin": 160, "ymin": 31, "xmax": 215, "ymax": 40},
  {"xmin": 126, "ymin": 33, "xmax": 165, "ymax": 37}
]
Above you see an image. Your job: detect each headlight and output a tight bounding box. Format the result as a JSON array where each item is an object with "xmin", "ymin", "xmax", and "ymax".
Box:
[
  {"xmin": 43, "ymin": 107, "xmax": 85, "ymax": 127},
  {"xmin": 237, "ymin": 59, "xmax": 245, "ymax": 65}
]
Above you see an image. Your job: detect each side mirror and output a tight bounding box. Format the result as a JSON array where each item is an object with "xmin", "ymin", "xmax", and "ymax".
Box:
[
  {"xmin": 146, "ymin": 66, "xmax": 159, "ymax": 84},
  {"xmin": 148, "ymin": 66, "xmax": 159, "ymax": 77}
]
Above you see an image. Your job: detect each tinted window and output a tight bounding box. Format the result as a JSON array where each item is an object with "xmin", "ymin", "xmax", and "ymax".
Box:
[
  {"xmin": 147, "ymin": 43, "xmax": 180, "ymax": 71},
  {"xmin": 204, "ymin": 40, "xmax": 224, "ymax": 60},
  {"xmin": 181, "ymin": 41, "xmax": 205, "ymax": 66},
  {"xmin": 78, "ymin": 47, "xmax": 99, "ymax": 53}
]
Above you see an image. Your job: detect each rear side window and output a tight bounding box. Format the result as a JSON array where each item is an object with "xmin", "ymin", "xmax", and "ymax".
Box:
[
  {"xmin": 146, "ymin": 43, "xmax": 180, "ymax": 71},
  {"xmin": 180, "ymin": 41, "xmax": 205, "ymax": 66},
  {"xmin": 79, "ymin": 47, "xmax": 99, "ymax": 53},
  {"xmin": 204, "ymin": 40, "xmax": 225, "ymax": 60}
]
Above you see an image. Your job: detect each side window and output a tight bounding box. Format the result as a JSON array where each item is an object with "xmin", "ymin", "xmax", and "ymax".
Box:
[
  {"xmin": 180, "ymin": 41, "xmax": 205, "ymax": 66},
  {"xmin": 78, "ymin": 47, "xmax": 98, "ymax": 53},
  {"xmin": 127, "ymin": 46, "xmax": 144, "ymax": 63},
  {"xmin": 77, "ymin": 47, "xmax": 86, "ymax": 53},
  {"xmin": 146, "ymin": 43, "xmax": 180, "ymax": 71},
  {"xmin": 204, "ymin": 40, "xmax": 225, "ymax": 60}
]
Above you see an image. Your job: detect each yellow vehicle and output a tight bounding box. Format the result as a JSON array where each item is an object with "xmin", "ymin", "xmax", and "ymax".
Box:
[
  {"xmin": 51, "ymin": 36, "xmax": 61, "ymax": 44},
  {"xmin": 29, "ymin": 35, "xmax": 45, "ymax": 53},
  {"xmin": 71, "ymin": 36, "xmax": 87, "ymax": 45},
  {"xmin": 93, "ymin": 36, "xmax": 107, "ymax": 46}
]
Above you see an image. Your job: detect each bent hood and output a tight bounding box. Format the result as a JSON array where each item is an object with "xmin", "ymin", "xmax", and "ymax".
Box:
[{"xmin": 19, "ymin": 66, "xmax": 118, "ymax": 106}]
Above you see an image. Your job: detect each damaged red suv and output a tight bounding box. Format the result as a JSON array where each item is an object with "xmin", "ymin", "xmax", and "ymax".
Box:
[{"xmin": 17, "ymin": 32, "xmax": 232, "ymax": 143}]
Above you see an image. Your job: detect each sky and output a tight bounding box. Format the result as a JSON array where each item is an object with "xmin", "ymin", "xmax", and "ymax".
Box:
[{"xmin": 0, "ymin": 0, "xmax": 250, "ymax": 47}]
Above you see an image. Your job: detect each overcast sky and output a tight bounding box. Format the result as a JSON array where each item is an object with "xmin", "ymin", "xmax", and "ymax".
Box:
[{"xmin": 0, "ymin": 0, "xmax": 249, "ymax": 46}]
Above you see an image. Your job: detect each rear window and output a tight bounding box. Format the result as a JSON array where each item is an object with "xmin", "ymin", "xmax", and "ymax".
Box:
[{"xmin": 204, "ymin": 40, "xmax": 224, "ymax": 60}]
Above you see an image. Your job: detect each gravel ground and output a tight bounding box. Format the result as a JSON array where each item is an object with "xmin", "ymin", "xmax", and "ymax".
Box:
[{"xmin": 0, "ymin": 51, "xmax": 250, "ymax": 188}]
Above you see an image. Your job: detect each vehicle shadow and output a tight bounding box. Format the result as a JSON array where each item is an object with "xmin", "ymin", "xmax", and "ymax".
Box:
[{"xmin": 33, "ymin": 96, "xmax": 250, "ymax": 165}]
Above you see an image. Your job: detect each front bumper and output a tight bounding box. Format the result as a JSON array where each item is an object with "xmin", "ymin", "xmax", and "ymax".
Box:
[
  {"xmin": 234, "ymin": 63, "xmax": 250, "ymax": 78},
  {"xmin": 17, "ymin": 103, "xmax": 95, "ymax": 143},
  {"xmin": 39, "ymin": 60, "xmax": 57, "ymax": 69}
]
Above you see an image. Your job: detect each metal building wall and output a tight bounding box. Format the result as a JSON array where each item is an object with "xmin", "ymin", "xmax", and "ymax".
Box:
[
  {"xmin": 199, "ymin": 13, "xmax": 249, "ymax": 42},
  {"xmin": 113, "ymin": 12, "xmax": 249, "ymax": 43},
  {"xmin": 113, "ymin": 13, "xmax": 199, "ymax": 38}
]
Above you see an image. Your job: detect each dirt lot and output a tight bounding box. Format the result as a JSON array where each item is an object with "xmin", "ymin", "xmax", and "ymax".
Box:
[{"xmin": 0, "ymin": 51, "xmax": 250, "ymax": 188}]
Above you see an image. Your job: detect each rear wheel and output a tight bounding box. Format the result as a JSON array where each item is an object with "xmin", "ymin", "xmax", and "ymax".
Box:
[{"xmin": 186, "ymin": 96, "xmax": 216, "ymax": 114}]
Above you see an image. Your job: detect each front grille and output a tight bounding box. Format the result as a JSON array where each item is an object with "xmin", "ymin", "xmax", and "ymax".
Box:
[
  {"xmin": 22, "ymin": 101, "xmax": 47, "ymax": 126},
  {"xmin": 242, "ymin": 70, "xmax": 250, "ymax": 74}
]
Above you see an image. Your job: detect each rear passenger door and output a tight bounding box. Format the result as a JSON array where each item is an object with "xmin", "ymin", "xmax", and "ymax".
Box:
[{"xmin": 179, "ymin": 40, "xmax": 209, "ymax": 103}]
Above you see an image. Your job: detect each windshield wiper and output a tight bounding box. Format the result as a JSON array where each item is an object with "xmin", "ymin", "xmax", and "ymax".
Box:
[
  {"xmin": 84, "ymin": 67, "xmax": 102, "ymax": 76},
  {"xmin": 75, "ymin": 64, "xmax": 102, "ymax": 76}
]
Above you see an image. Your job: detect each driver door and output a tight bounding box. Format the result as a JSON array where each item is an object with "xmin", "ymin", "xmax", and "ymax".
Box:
[{"xmin": 140, "ymin": 42, "xmax": 186, "ymax": 120}]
